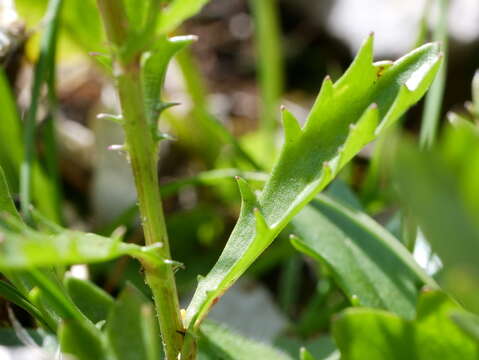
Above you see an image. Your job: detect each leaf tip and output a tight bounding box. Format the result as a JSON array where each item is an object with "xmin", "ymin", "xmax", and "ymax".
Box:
[
  {"xmin": 235, "ymin": 177, "xmax": 257, "ymax": 204},
  {"xmin": 282, "ymin": 106, "xmax": 302, "ymax": 143},
  {"xmin": 253, "ymin": 207, "xmax": 269, "ymax": 233}
]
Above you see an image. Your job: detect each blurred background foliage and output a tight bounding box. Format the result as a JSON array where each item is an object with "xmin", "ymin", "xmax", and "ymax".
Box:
[{"xmin": 1, "ymin": 0, "xmax": 479, "ymax": 357}]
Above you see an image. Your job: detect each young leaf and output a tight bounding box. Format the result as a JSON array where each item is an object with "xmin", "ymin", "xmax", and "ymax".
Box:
[
  {"xmin": 332, "ymin": 291, "xmax": 479, "ymax": 359},
  {"xmin": 106, "ymin": 284, "xmax": 162, "ymax": 360},
  {"xmin": 142, "ymin": 35, "xmax": 196, "ymax": 126},
  {"xmin": 198, "ymin": 321, "xmax": 293, "ymax": 360},
  {"xmin": 290, "ymin": 194, "xmax": 436, "ymax": 319},
  {"xmin": 186, "ymin": 36, "xmax": 442, "ymax": 329},
  {"xmin": 65, "ymin": 277, "xmax": 114, "ymax": 324}
]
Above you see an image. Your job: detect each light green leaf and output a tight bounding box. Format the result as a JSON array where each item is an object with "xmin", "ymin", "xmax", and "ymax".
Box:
[
  {"xmin": 333, "ymin": 291, "xmax": 479, "ymax": 359},
  {"xmin": 157, "ymin": 0, "xmax": 211, "ymax": 34},
  {"xmin": 290, "ymin": 194, "xmax": 436, "ymax": 319},
  {"xmin": 106, "ymin": 284, "xmax": 162, "ymax": 360},
  {"xmin": 0, "ymin": 70, "xmax": 23, "ymax": 189},
  {"xmin": 198, "ymin": 321, "xmax": 292, "ymax": 360},
  {"xmin": 65, "ymin": 277, "xmax": 114, "ymax": 324},
  {"xmin": 0, "ymin": 218, "xmax": 163, "ymax": 269},
  {"xmin": 186, "ymin": 36, "xmax": 442, "ymax": 329}
]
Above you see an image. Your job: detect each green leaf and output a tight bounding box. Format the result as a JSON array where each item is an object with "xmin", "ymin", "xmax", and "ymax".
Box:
[
  {"xmin": 0, "ymin": 218, "xmax": 163, "ymax": 269},
  {"xmin": 142, "ymin": 35, "xmax": 196, "ymax": 124},
  {"xmin": 198, "ymin": 321, "xmax": 292, "ymax": 360},
  {"xmin": 275, "ymin": 335, "xmax": 338, "ymax": 360},
  {"xmin": 65, "ymin": 277, "xmax": 114, "ymax": 324},
  {"xmin": 106, "ymin": 284, "xmax": 162, "ymax": 360},
  {"xmin": 300, "ymin": 347, "xmax": 317, "ymax": 360},
  {"xmin": 332, "ymin": 290, "xmax": 479, "ymax": 359},
  {"xmin": 62, "ymin": 0, "xmax": 105, "ymax": 52},
  {"xmin": 0, "ymin": 166, "xmax": 21, "ymax": 220},
  {"xmin": 157, "ymin": 0, "xmax": 211, "ymax": 34},
  {"xmin": 0, "ymin": 328, "xmax": 42, "ymax": 346},
  {"xmin": 186, "ymin": 36, "xmax": 442, "ymax": 329},
  {"xmin": 451, "ymin": 311, "xmax": 479, "ymax": 342},
  {"xmin": 290, "ymin": 194, "xmax": 436, "ymax": 319},
  {"xmin": 0, "ymin": 280, "xmax": 54, "ymax": 332},
  {"xmin": 59, "ymin": 319, "xmax": 106, "ymax": 360},
  {"xmin": 0, "ymin": 70, "xmax": 22, "ymax": 190},
  {"xmin": 0, "ymin": 66, "xmax": 60, "ymax": 222},
  {"xmin": 393, "ymin": 124, "xmax": 479, "ymax": 312}
]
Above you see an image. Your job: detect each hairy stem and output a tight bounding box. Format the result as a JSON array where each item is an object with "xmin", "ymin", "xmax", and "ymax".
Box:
[{"xmin": 96, "ymin": 1, "xmax": 183, "ymax": 358}]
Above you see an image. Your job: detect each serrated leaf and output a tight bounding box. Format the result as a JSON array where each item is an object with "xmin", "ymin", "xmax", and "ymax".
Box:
[
  {"xmin": 0, "ymin": 218, "xmax": 162, "ymax": 269},
  {"xmin": 290, "ymin": 194, "xmax": 436, "ymax": 319},
  {"xmin": 332, "ymin": 291, "xmax": 479, "ymax": 359},
  {"xmin": 65, "ymin": 277, "xmax": 114, "ymax": 324},
  {"xmin": 281, "ymin": 107, "xmax": 302, "ymax": 144},
  {"xmin": 198, "ymin": 321, "xmax": 292, "ymax": 360},
  {"xmin": 106, "ymin": 284, "xmax": 162, "ymax": 360},
  {"xmin": 157, "ymin": 0, "xmax": 211, "ymax": 34},
  {"xmin": 142, "ymin": 35, "xmax": 196, "ymax": 124},
  {"xmin": 186, "ymin": 37, "xmax": 442, "ymax": 329}
]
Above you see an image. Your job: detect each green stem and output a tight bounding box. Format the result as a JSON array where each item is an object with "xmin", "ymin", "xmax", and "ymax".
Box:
[
  {"xmin": 96, "ymin": 1, "xmax": 183, "ymax": 358},
  {"xmin": 419, "ymin": 0, "xmax": 448, "ymax": 148},
  {"xmin": 249, "ymin": 0, "xmax": 283, "ymax": 147}
]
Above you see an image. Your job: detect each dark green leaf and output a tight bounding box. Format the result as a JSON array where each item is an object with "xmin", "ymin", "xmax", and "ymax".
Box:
[
  {"xmin": 198, "ymin": 321, "xmax": 292, "ymax": 360},
  {"xmin": 65, "ymin": 277, "xmax": 114, "ymax": 324},
  {"xmin": 59, "ymin": 319, "xmax": 106, "ymax": 360},
  {"xmin": 106, "ymin": 284, "xmax": 162, "ymax": 360},
  {"xmin": 0, "ymin": 280, "xmax": 54, "ymax": 332},
  {"xmin": 291, "ymin": 194, "xmax": 435, "ymax": 319}
]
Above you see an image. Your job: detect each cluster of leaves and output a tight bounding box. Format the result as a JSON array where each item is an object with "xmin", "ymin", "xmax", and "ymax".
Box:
[{"xmin": 1, "ymin": 0, "xmax": 478, "ymax": 359}]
